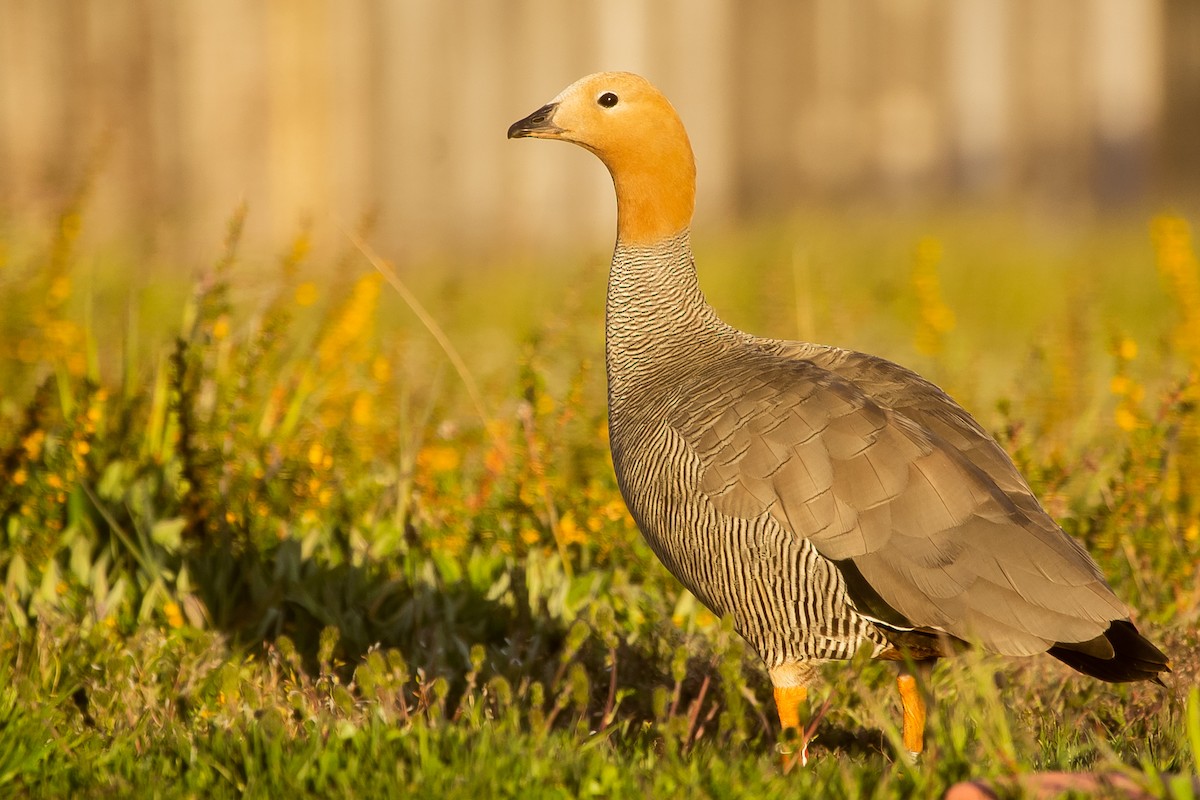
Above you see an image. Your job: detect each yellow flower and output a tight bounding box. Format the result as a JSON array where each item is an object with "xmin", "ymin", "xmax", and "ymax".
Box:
[
  {"xmin": 351, "ymin": 394, "xmax": 372, "ymax": 425},
  {"xmin": 911, "ymin": 236, "xmax": 956, "ymax": 356},
  {"xmin": 484, "ymin": 447, "xmax": 507, "ymax": 475},
  {"xmin": 12, "ymin": 469, "xmax": 26, "ymax": 486},
  {"xmin": 16, "ymin": 338, "xmax": 38, "ymax": 363},
  {"xmin": 1151, "ymin": 217, "xmax": 1200, "ymax": 368},
  {"xmin": 212, "ymin": 315, "xmax": 231, "ymax": 341},
  {"xmin": 371, "ymin": 355, "xmax": 391, "ymax": 383},
  {"xmin": 1117, "ymin": 337, "xmax": 1138, "ymax": 362},
  {"xmin": 164, "ymin": 601, "xmax": 184, "ymax": 628},
  {"xmin": 602, "ymin": 499, "xmax": 627, "ymax": 521},
  {"xmin": 440, "ymin": 534, "xmax": 467, "ymax": 556},
  {"xmin": 307, "ymin": 443, "xmax": 325, "ymax": 467},
  {"xmin": 557, "ymin": 513, "xmax": 587, "ymax": 546},
  {"xmin": 914, "ymin": 235, "xmax": 943, "ymax": 263},
  {"xmin": 318, "ymin": 273, "xmax": 383, "ymax": 367},
  {"xmin": 418, "ymin": 445, "xmax": 460, "ymax": 474},
  {"xmin": 295, "ymin": 281, "xmax": 319, "ymax": 307},
  {"xmin": 49, "ymin": 275, "xmax": 71, "ymax": 302},
  {"xmin": 1114, "ymin": 406, "xmax": 1142, "ymax": 432},
  {"xmin": 519, "ymin": 527, "xmax": 541, "ymax": 545},
  {"xmin": 22, "ymin": 430, "xmax": 45, "ymax": 459}
]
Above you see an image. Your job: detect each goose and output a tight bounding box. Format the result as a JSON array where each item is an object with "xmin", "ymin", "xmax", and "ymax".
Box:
[{"xmin": 508, "ymin": 71, "xmax": 1168, "ymax": 765}]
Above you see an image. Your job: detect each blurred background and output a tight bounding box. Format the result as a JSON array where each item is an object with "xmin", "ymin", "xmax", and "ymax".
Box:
[{"xmin": 1, "ymin": 0, "xmax": 1199, "ymax": 264}]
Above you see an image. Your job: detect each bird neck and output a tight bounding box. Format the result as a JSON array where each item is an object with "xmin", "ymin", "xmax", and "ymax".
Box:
[
  {"xmin": 612, "ymin": 170, "xmax": 696, "ymax": 245},
  {"xmin": 605, "ymin": 231, "xmax": 733, "ymax": 418},
  {"xmin": 602, "ymin": 128, "xmax": 696, "ymax": 246}
]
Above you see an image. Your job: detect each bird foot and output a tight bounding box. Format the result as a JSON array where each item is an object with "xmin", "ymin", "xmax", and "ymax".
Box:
[
  {"xmin": 776, "ymin": 737, "xmax": 809, "ymax": 773},
  {"xmin": 776, "ymin": 696, "xmax": 832, "ymax": 772}
]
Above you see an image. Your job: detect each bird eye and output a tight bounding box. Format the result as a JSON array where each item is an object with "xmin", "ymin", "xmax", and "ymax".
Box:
[{"xmin": 598, "ymin": 92, "xmax": 619, "ymax": 108}]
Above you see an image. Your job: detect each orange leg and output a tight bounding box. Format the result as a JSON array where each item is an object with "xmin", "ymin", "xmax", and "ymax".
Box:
[
  {"xmin": 774, "ymin": 684, "xmax": 807, "ymax": 731},
  {"xmin": 773, "ymin": 684, "xmax": 808, "ymax": 771},
  {"xmin": 896, "ymin": 673, "xmax": 926, "ymax": 760}
]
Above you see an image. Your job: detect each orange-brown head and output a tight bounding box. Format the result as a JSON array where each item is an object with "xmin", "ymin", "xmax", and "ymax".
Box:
[{"xmin": 508, "ymin": 72, "xmax": 696, "ymax": 246}]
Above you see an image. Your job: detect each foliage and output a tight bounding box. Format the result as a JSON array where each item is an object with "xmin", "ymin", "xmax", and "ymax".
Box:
[{"xmin": 1, "ymin": 202, "xmax": 1198, "ymax": 798}]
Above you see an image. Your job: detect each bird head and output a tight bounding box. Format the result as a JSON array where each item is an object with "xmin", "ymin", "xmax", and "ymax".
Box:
[{"xmin": 508, "ymin": 72, "xmax": 696, "ymax": 246}]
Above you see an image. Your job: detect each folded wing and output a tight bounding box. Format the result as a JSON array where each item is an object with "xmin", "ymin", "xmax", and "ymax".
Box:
[{"xmin": 674, "ymin": 343, "xmax": 1128, "ymax": 657}]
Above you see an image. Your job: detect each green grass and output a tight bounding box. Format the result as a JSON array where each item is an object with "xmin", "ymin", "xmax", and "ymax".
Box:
[{"xmin": 1, "ymin": 201, "xmax": 1199, "ymax": 798}]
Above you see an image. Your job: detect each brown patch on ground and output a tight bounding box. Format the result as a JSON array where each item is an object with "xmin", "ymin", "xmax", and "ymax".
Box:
[{"xmin": 945, "ymin": 771, "xmax": 1199, "ymax": 800}]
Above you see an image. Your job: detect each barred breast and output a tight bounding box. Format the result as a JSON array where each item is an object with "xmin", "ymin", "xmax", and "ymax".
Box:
[{"xmin": 604, "ymin": 236, "xmax": 890, "ymax": 667}]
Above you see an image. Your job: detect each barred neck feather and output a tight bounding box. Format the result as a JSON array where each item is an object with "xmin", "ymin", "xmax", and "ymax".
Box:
[{"xmin": 605, "ymin": 230, "xmax": 737, "ymax": 419}]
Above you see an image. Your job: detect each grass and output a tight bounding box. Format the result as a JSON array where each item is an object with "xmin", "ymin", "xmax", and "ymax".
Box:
[{"xmin": 1, "ymin": 197, "xmax": 1199, "ymax": 798}]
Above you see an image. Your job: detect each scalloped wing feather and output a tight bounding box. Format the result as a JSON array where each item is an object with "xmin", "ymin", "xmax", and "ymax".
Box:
[{"xmin": 673, "ymin": 344, "xmax": 1127, "ymax": 657}]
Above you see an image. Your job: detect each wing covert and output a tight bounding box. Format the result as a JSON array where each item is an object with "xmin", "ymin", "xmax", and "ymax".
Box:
[{"xmin": 672, "ymin": 347, "xmax": 1127, "ymax": 656}]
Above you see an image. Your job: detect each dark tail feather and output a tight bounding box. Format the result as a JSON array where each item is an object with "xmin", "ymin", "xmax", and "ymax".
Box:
[{"xmin": 1049, "ymin": 619, "xmax": 1170, "ymax": 684}]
